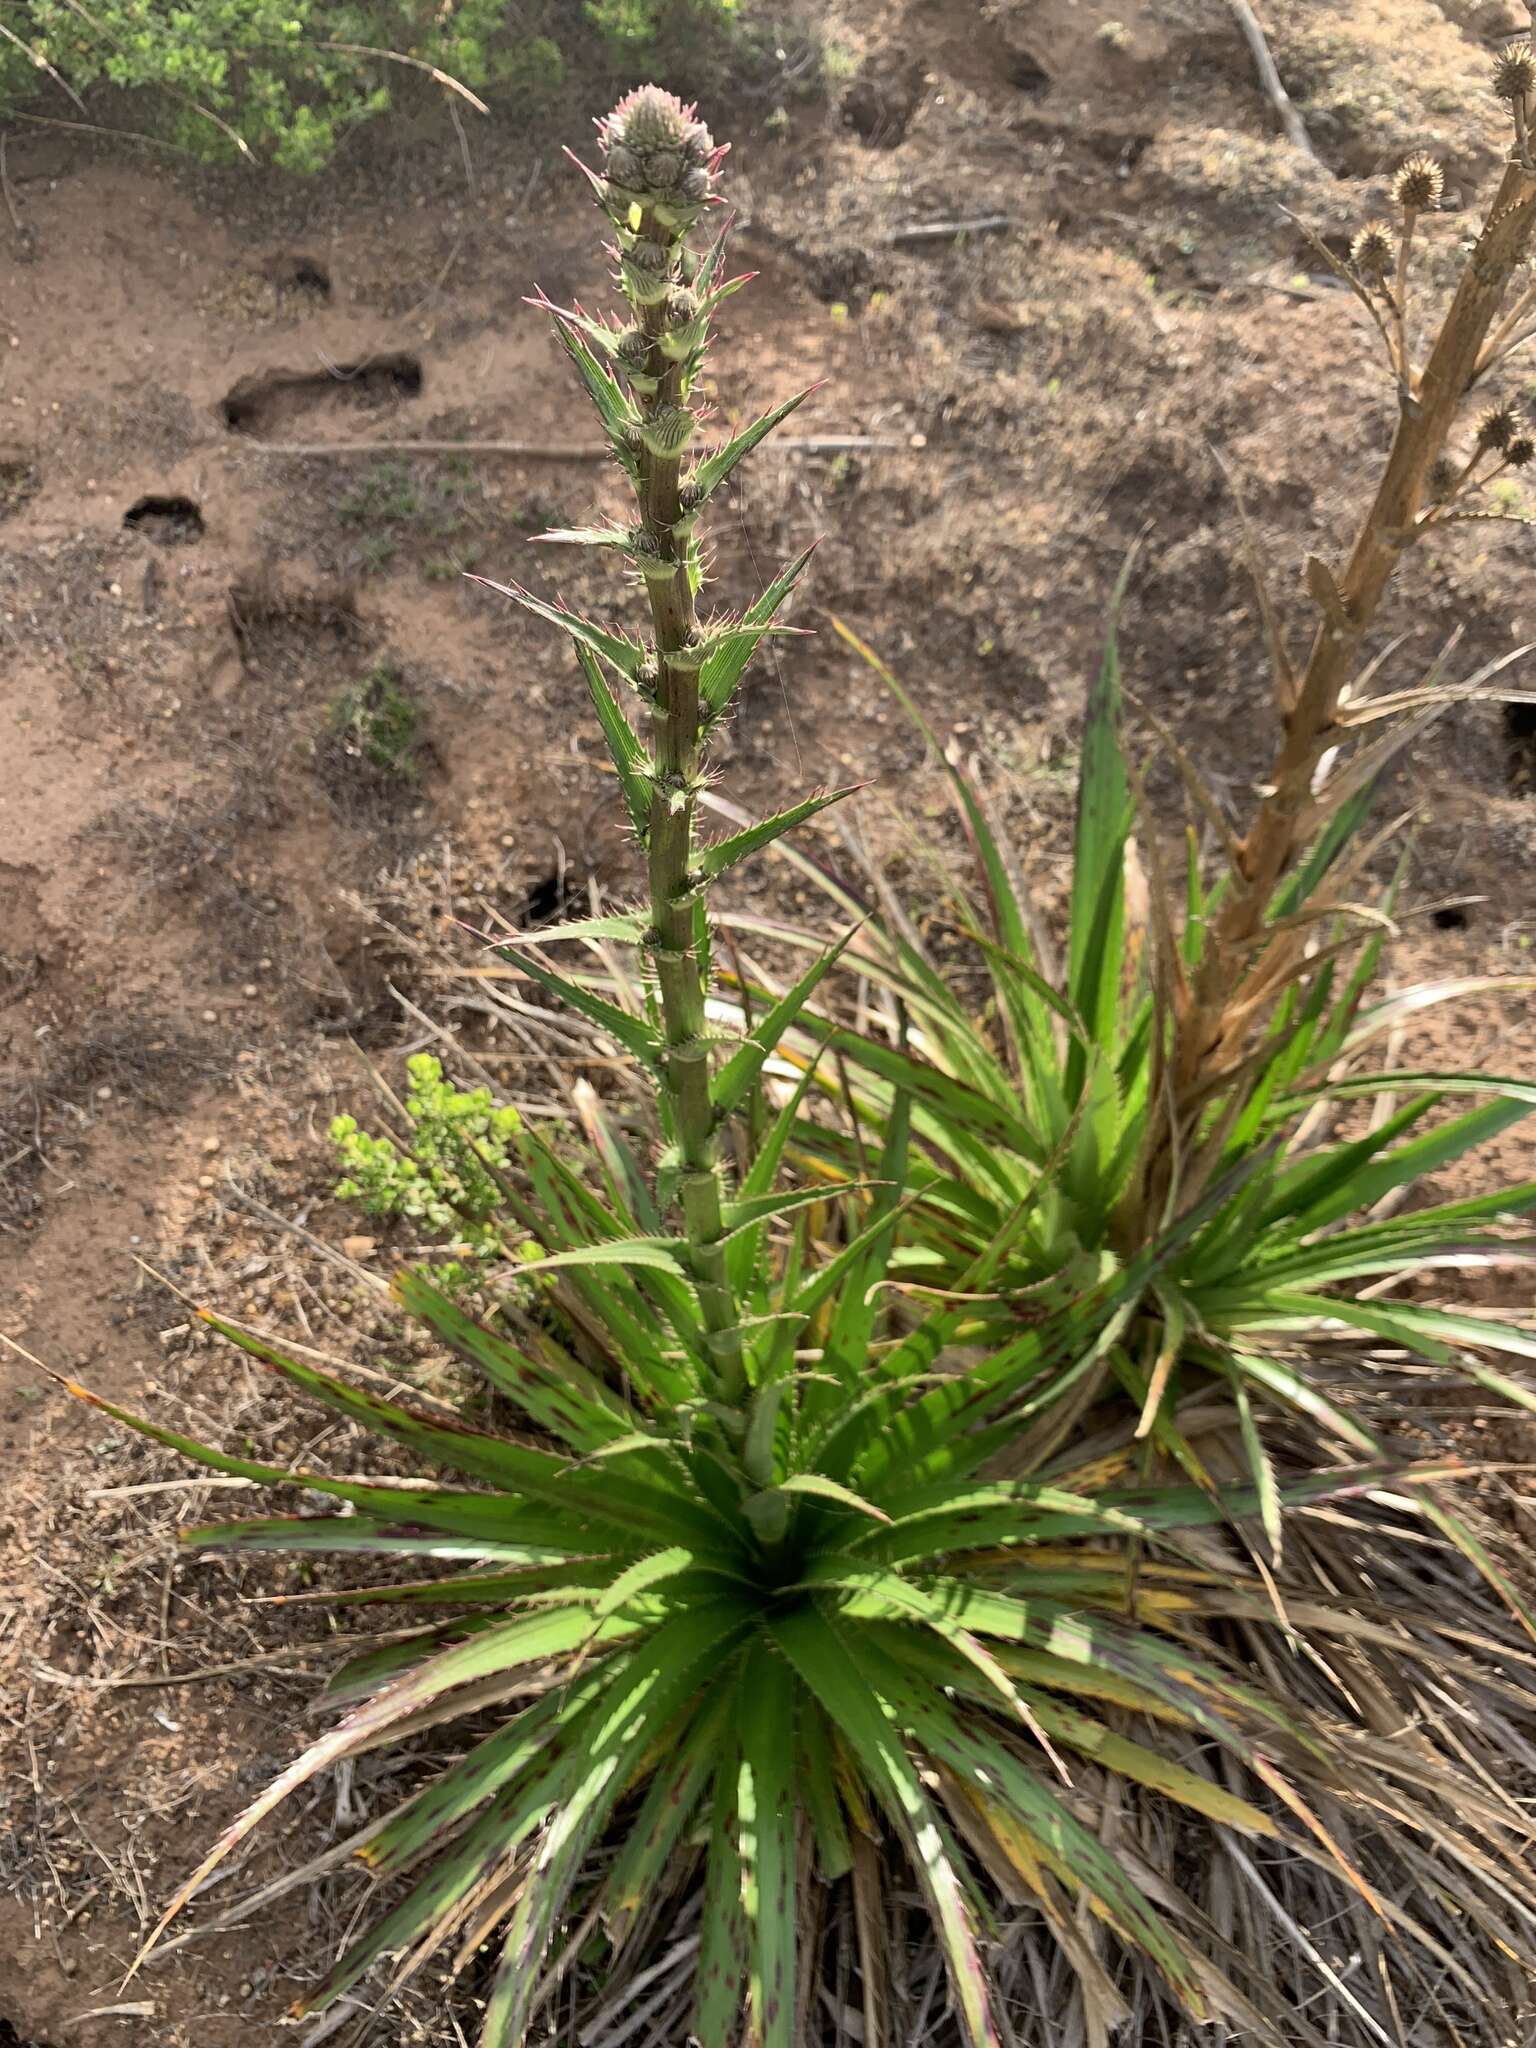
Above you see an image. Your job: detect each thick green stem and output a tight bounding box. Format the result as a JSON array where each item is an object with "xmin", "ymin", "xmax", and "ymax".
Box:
[{"xmin": 628, "ymin": 222, "xmax": 744, "ymax": 1398}]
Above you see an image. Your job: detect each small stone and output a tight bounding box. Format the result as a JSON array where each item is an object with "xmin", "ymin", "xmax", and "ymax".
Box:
[
  {"xmin": 198, "ymin": 1174, "xmax": 215, "ymax": 1189},
  {"xmin": 201, "ymin": 1008, "xmax": 217, "ymax": 1023},
  {"xmin": 95, "ymin": 1084, "xmax": 112, "ymax": 1101},
  {"xmin": 242, "ymin": 982, "xmax": 258, "ymax": 998},
  {"xmin": 343, "ymin": 1235, "xmax": 377, "ymax": 1261},
  {"xmin": 202, "ymin": 1135, "xmax": 220, "ymax": 1155}
]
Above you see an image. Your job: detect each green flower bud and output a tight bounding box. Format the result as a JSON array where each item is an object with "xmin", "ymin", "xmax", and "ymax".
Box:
[
  {"xmin": 600, "ymin": 88, "xmax": 718, "ymax": 212},
  {"xmin": 644, "ymin": 148, "xmax": 684, "ymax": 189},
  {"xmin": 621, "ymin": 238, "xmax": 675, "ymax": 305},
  {"xmin": 605, "ymin": 84, "xmax": 692, "ymax": 153},
  {"xmin": 639, "ymin": 405, "xmax": 695, "ymax": 457},
  {"xmin": 605, "ymin": 142, "xmax": 643, "ymax": 189}
]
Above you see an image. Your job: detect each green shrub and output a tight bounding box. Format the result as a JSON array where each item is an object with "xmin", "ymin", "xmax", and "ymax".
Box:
[{"xmin": 1, "ymin": 0, "xmax": 739, "ymax": 170}]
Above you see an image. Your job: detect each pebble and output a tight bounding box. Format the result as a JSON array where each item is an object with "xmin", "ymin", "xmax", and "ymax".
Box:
[
  {"xmin": 201, "ymin": 1008, "xmax": 217, "ymax": 1023},
  {"xmin": 242, "ymin": 982, "xmax": 258, "ymax": 998},
  {"xmin": 202, "ymin": 1135, "xmax": 220, "ymax": 1155},
  {"xmin": 95, "ymin": 1084, "xmax": 112, "ymax": 1101}
]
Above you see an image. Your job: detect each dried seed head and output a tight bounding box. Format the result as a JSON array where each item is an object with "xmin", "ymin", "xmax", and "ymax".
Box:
[
  {"xmin": 1350, "ymin": 223, "xmax": 1396, "ymax": 283},
  {"xmin": 1493, "ymin": 42, "xmax": 1536, "ymax": 103},
  {"xmin": 1476, "ymin": 399, "xmax": 1524, "ymax": 451},
  {"xmin": 1427, "ymin": 457, "xmax": 1457, "ymax": 500},
  {"xmin": 1393, "ymin": 153, "xmax": 1444, "ymax": 213},
  {"xmin": 1508, "ymin": 436, "xmax": 1536, "ymax": 467}
]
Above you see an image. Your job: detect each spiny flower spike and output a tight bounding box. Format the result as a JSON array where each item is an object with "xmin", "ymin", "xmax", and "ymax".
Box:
[{"xmin": 483, "ymin": 92, "xmax": 842, "ymax": 1405}]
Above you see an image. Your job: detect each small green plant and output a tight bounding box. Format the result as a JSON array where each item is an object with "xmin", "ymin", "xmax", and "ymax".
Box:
[
  {"xmin": 338, "ymin": 457, "xmax": 485, "ymax": 578},
  {"xmin": 337, "ymin": 458, "xmax": 422, "ymax": 529},
  {"xmin": 332, "ymin": 1052, "xmax": 522, "ymax": 1287},
  {"xmin": 325, "ymin": 661, "xmax": 421, "ymax": 780}
]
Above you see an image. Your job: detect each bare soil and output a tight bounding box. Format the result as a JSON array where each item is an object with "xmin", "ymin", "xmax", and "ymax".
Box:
[{"xmin": 3, "ymin": 1, "xmax": 1535, "ymax": 2041}]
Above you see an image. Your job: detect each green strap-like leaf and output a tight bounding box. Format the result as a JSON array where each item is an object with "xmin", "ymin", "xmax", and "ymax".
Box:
[
  {"xmin": 494, "ymin": 941, "xmax": 663, "ymax": 1066},
  {"xmin": 769, "ymin": 1603, "xmax": 1001, "ymax": 2048},
  {"xmin": 178, "ymin": 1515, "xmax": 567, "ymax": 1562},
  {"xmin": 694, "ymin": 1727, "xmax": 748, "ymax": 2046},
  {"xmin": 1066, "ymin": 568, "xmax": 1135, "ymax": 1099},
  {"xmin": 540, "ymin": 299, "xmax": 641, "ymax": 475},
  {"xmin": 509, "ymin": 909, "xmax": 649, "ymax": 947},
  {"xmin": 572, "ymin": 640, "xmax": 654, "ymax": 839},
  {"xmin": 480, "ymin": 1600, "xmax": 752, "ymax": 2046},
  {"xmin": 738, "ymin": 1639, "xmax": 799, "ymax": 2048},
  {"xmin": 141, "ymin": 1602, "xmax": 604, "ymax": 1965},
  {"xmin": 698, "ymin": 784, "xmax": 860, "ymax": 884},
  {"xmin": 714, "ymin": 923, "xmax": 863, "ymax": 1121},
  {"xmin": 702, "ymin": 541, "xmax": 819, "ymax": 718},
  {"xmin": 393, "ymin": 1268, "xmax": 637, "ymax": 1452},
  {"xmin": 603, "ymin": 1689, "xmax": 730, "ymax": 1946},
  {"xmin": 756, "ymin": 1473, "xmax": 893, "ymax": 1524},
  {"xmin": 471, "ymin": 577, "xmax": 646, "ymax": 681},
  {"xmin": 512, "ymin": 1236, "xmax": 691, "ymax": 1279},
  {"xmin": 799, "ymin": 1702, "xmax": 854, "ymax": 1881},
  {"xmin": 594, "ymin": 1543, "xmax": 712, "ymax": 1619},
  {"xmin": 692, "ymin": 384, "xmax": 819, "ymax": 501}
]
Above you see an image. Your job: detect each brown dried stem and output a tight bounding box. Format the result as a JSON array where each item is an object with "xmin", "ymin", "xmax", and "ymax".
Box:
[{"xmin": 1151, "ymin": 147, "xmax": 1536, "ymax": 1203}]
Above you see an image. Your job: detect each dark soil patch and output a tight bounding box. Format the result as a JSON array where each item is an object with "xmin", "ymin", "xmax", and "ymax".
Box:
[
  {"xmin": 0, "ymin": 449, "xmax": 39, "ymax": 521},
  {"xmin": 840, "ymin": 61, "xmax": 924, "ymax": 147},
  {"xmin": 123, "ymin": 492, "xmax": 204, "ymax": 544},
  {"xmin": 1007, "ymin": 48, "xmax": 1051, "ymax": 95},
  {"xmin": 262, "ymin": 251, "xmax": 332, "ymax": 299},
  {"xmin": 220, "ymin": 353, "xmax": 423, "ymax": 437},
  {"xmin": 520, "ymin": 860, "xmax": 589, "ymax": 927},
  {"xmin": 226, "ymin": 580, "xmax": 363, "ymax": 670},
  {"xmin": 1507, "ymin": 701, "xmax": 1536, "ymax": 794}
]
